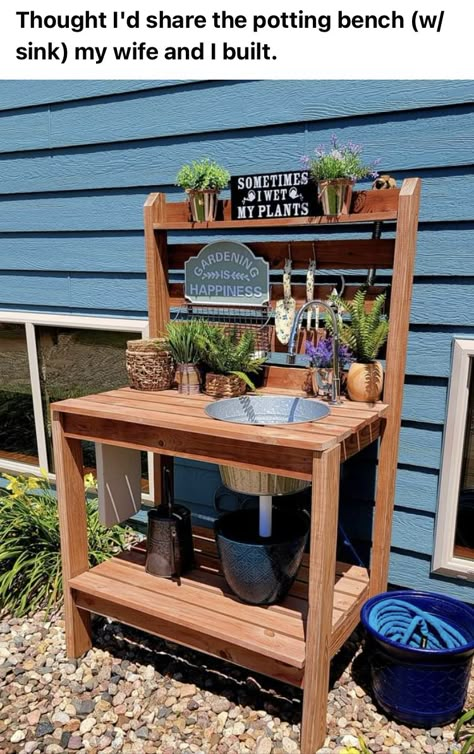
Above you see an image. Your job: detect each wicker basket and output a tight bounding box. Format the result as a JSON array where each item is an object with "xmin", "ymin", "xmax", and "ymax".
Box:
[
  {"xmin": 126, "ymin": 339, "xmax": 174, "ymax": 391},
  {"xmin": 204, "ymin": 373, "xmax": 247, "ymax": 399}
]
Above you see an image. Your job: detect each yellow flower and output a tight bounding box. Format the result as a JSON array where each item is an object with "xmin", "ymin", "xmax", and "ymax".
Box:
[{"xmin": 83, "ymin": 473, "xmax": 97, "ymax": 491}]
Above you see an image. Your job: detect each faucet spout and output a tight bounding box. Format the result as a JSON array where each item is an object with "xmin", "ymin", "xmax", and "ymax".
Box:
[{"xmin": 288, "ymin": 300, "xmax": 343, "ymax": 405}]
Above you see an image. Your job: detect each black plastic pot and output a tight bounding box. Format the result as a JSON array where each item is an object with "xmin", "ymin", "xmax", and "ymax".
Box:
[{"xmin": 215, "ymin": 508, "xmax": 309, "ymax": 605}]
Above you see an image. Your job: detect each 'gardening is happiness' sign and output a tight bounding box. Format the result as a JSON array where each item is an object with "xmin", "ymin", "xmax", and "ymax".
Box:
[
  {"xmin": 231, "ymin": 170, "xmax": 318, "ymax": 220},
  {"xmin": 184, "ymin": 241, "xmax": 269, "ymax": 306}
]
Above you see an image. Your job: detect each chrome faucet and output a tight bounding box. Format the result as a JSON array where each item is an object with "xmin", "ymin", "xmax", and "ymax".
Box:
[{"xmin": 287, "ymin": 300, "xmax": 342, "ymax": 405}]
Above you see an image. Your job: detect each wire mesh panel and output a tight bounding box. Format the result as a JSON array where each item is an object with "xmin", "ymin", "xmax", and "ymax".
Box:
[{"xmin": 172, "ymin": 303, "xmax": 273, "ymax": 354}]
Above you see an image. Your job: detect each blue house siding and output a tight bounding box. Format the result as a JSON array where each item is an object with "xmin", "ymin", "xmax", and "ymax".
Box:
[{"xmin": 0, "ymin": 79, "xmax": 472, "ymax": 601}]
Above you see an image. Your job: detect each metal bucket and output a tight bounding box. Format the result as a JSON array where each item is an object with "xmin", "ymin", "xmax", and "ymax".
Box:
[{"xmin": 219, "ymin": 465, "xmax": 310, "ymax": 496}]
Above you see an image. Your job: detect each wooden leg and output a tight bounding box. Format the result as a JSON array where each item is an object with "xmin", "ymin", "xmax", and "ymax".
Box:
[
  {"xmin": 369, "ymin": 418, "xmax": 392, "ymax": 595},
  {"xmin": 301, "ymin": 446, "xmax": 341, "ymax": 754},
  {"xmin": 52, "ymin": 412, "xmax": 92, "ymax": 658}
]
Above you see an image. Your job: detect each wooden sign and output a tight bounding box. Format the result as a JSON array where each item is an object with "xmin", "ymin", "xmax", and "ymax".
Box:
[
  {"xmin": 184, "ymin": 240, "xmax": 269, "ymax": 306},
  {"xmin": 231, "ymin": 170, "xmax": 318, "ymax": 220}
]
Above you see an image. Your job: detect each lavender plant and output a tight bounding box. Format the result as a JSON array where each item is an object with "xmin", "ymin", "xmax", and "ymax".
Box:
[
  {"xmin": 302, "ymin": 136, "xmax": 380, "ymax": 183},
  {"xmin": 305, "ymin": 338, "xmax": 353, "ymax": 369}
]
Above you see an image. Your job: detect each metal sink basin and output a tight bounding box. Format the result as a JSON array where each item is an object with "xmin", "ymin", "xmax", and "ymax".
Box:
[{"xmin": 204, "ymin": 394, "xmax": 330, "ymax": 426}]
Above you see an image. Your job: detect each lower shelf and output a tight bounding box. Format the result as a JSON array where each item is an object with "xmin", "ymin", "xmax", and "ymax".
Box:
[{"xmin": 70, "ymin": 527, "xmax": 369, "ymax": 687}]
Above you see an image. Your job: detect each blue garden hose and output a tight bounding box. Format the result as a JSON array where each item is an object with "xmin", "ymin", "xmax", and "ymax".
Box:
[{"xmin": 368, "ymin": 598, "xmax": 468, "ymax": 650}]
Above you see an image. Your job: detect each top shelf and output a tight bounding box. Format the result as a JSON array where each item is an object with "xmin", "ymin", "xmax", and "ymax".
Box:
[{"xmin": 150, "ymin": 187, "xmax": 401, "ymax": 231}]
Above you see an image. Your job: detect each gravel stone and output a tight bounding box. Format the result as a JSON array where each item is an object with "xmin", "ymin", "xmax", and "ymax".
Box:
[{"xmin": 0, "ymin": 612, "xmax": 471, "ymax": 754}]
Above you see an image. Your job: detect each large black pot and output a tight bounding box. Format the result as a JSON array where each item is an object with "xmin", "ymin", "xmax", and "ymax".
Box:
[{"xmin": 215, "ymin": 508, "xmax": 309, "ymax": 605}]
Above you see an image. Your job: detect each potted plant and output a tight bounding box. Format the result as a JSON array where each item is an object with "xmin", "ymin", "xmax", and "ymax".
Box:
[
  {"xmin": 303, "ymin": 136, "xmax": 380, "ymax": 215},
  {"xmin": 175, "ymin": 158, "xmax": 230, "ymax": 222},
  {"xmin": 164, "ymin": 320, "xmax": 211, "ymax": 395},
  {"xmin": 200, "ymin": 327, "xmax": 266, "ymax": 398},
  {"xmin": 327, "ymin": 289, "xmax": 389, "ymax": 402},
  {"xmin": 305, "ymin": 337, "xmax": 353, "ymax": 398}
]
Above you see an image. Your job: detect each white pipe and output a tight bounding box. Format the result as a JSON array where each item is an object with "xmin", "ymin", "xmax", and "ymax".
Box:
[{"xmin": 259, "ymin": 495, "xmax": 273, "ymax": 538}]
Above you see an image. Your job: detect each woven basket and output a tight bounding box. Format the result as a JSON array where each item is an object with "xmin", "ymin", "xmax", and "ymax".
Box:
[
  {"xmin": 204, "ymin": 373, "xmax": 247, "ymax": 399},
  {"xmin": 126, "ymin": 339, "xmax": 174, "ymax": 391}
]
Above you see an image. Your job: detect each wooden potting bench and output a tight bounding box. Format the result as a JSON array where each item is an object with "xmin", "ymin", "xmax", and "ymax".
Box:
[{"xmin": 53, "ymin": 178, "xmax": 420, "ymax": 754}]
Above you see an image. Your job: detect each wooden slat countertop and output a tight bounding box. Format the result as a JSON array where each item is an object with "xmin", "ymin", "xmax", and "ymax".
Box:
[{"xmin": 52, "ymin": 386, "xmax": 388, "ymax": 455}]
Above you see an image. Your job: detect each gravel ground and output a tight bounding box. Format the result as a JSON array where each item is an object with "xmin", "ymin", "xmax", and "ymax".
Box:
[{"xmin": 0, "ymin": 610, "xmax": 472, "ymax": 754}]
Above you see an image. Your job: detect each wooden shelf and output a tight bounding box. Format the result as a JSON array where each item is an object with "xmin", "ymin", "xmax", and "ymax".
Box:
[
  {"xmin": 69, "ymin": 527, "xmax": 369, "ymax": 687},
  {"xmin": 153, "ymin": 212, "xmax": 397, "ymax": 231}
]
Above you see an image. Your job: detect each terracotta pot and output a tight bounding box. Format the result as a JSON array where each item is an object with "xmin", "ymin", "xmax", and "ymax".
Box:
[
  {"xmin": 175, "ymin": 363, "xmax": 201, "ymax": 395},
  {"xmin": 186, "ymin": 189, "xmax": 219, "ymax": 222},
  {"xmin": 204, "ymin": 373, "xmax": 247, "ymax": 399},
  {"xmin": 318, "ymin": 179, "xmax": 354, "ymax": 215},
  {"xmin": 347, "ymin": 361, "xmax": 384, "ymax": 403}
]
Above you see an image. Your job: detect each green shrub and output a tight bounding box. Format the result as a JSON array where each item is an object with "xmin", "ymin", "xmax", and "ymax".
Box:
[
  {"xmin": 454, "ymin": 708, "xmax": 474, "ymax": 754},
  {"xmin": 175, "ymin": 158, "xmax": 230, "ymax": 191},
  {"xmin": 0, "ymin": 472, "xmax": 128, "ymax": 616}
]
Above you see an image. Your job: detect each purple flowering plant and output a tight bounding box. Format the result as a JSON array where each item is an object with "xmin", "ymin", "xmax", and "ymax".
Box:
[
  {"xmin": 302, "ymin": 135, "xmax": 380, "ymax": 183},
  {"xmin": 305, "ymin": 338, "xmax": 353, "ymax": 369}
]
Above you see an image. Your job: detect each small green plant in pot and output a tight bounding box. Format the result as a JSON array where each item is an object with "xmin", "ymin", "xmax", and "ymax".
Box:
[
  {"xmin": 199, "ymin": 327, "xmax": 266, "ymax": 399},
  {"xmin": 176, "ymin": 158, "xmax": 230, "ymax": 222},
  {"xmin": 164, "ymin": 320, "xmax": 212, "ymax": 395},
  {"xmin": 327, "ymin": 289, "xmax": 389, "ymax": 402},
  {"xmin": 302, "ymin": 136, "xmax": 380, "ymax": 215}
]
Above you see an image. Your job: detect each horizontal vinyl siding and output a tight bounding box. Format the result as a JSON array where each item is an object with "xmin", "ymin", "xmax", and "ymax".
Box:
[{"xmin": 0, "ymin": 79, "xmax": 473, "ymax": 601}]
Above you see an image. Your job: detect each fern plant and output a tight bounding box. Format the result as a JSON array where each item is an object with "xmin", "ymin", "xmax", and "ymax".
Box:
[
  {"xmin": 199, "ymin": 327, "xmax": 266, "ymax": 390},
  {"xmin": 327, "ymin": 289, "xmax": 389, "ymax": 363},
  {"xmin": 0, "ymin": 472, "xmax": 128, "ymax": 616}
]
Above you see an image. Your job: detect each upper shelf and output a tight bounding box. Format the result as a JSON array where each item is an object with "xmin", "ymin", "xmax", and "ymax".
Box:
[{"xmin": 151, "ymin": 187, "xmax": 400, "ymax": 230}]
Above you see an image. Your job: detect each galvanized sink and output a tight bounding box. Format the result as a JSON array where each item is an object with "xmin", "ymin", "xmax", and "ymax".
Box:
[{"xmin": 204, "ymin": 394, "xmax": 330, "ymax": 426}]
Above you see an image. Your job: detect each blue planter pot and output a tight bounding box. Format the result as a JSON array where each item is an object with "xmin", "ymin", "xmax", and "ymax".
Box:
[
  {"xmin": 215, "ymin": 508, "xmax": 309, "ymax": 605},
  {"xmin": 361, "ymin": 590, "xmax": 474, "ymax": 727}
]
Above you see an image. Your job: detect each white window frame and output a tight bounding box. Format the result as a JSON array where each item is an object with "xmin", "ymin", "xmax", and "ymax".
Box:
[
  {"xmin": 433, "ymin": 338, "xmax": 474, "ymax": 580},
  {"xmin": 0, "ymin": 311, "xmax": 155, "ymax": 498}
]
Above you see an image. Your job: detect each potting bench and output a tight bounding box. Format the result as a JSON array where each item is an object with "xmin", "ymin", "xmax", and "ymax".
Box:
[{"xmin": 52, "ymin": 178, "xmax": 420, "ymax": 754}]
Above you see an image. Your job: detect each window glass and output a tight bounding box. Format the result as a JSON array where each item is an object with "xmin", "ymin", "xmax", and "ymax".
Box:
[
  {"xmin": 0, "ymin": 323, "xmax": 38, "ymax": 465},
  {"xmin": 454, "ymin": 359, "xmax": 474, "ymax": 559},
  {"xmin": 36, "ymin": 327, "xmax": 147, "ymax": 485}
]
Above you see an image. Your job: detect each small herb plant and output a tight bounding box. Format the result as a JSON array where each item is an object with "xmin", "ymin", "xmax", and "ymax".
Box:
[
  {"xmin": 0, "ymin": 472, "xmax": 128, "ymax": 616},
  {"xmin": 199, "ymin": 327, "xmax": 266, "ymax": 390},
  {"xmin": 305, "ymin": 337, "xmax": 353, "ymax": 369},
  {"xmin": 302, "ymin": 136, "xmax": 380, "ymax": 183},
  {"xmin": 176, "ymin": 158, "xmax": 230, "ymax": 192},
  {"xmin": 326, "ymin": 289, "xmax": 389, "ymax": 363},
  {"xmin": 454, "ymin": 707, "xmax": 474, "ymax": 754},
  {"xmin": 164, "ymin": 320, "xmax": 213, "ymax": 365}
]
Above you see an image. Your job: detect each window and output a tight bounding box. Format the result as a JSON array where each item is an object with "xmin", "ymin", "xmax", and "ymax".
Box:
[
  {"xmin": 0, "ymin": 312, "xmax": 152, "ymax": 493},
  {"xmin": 433, "ymin": 339, "xmax": 474, "ymax": 579},
  {"xmin": 0, "ymin": 323, "xmax": 38, "ymax": 466}
]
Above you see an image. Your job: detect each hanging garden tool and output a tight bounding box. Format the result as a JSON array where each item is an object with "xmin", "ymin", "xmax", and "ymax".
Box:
[
  {"xmin": 275, "ymin": 253, "xmax": 296, "ymax": 345},
  {"xmin": 305, "ymin": 258, "xmax": 316, "ymax": 332}
]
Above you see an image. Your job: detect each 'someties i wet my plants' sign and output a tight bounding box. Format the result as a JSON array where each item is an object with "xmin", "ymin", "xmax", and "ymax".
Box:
[
  {"xmin": 231, "ymin": 170, "xmax": 318, "ymax": 220},
  {"xmin": 184, "ymin": 241, "xmax": 269, "ymax": 306}
]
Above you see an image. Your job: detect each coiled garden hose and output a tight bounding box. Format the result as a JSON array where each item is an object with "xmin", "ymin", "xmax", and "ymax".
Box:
[{"xmin": 368, "ymin": 598, "xmax": 468, "ymax": 650}]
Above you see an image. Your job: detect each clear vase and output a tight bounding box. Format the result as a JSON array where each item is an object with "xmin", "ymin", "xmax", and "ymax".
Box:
[
  {"xmin": 187, "ymin": 189, "xmax": 219, "ymax": 222},
  {"xmin": 311, "ymin": 367, "xmax": 334, "ymax": 398},
  {"xmin": 318, "ymin": 179, "xmax": 354, "ymax": 216},
  {"xmin": 176, "ymin": 363, "xmax": 201, "ymax": 395}
]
